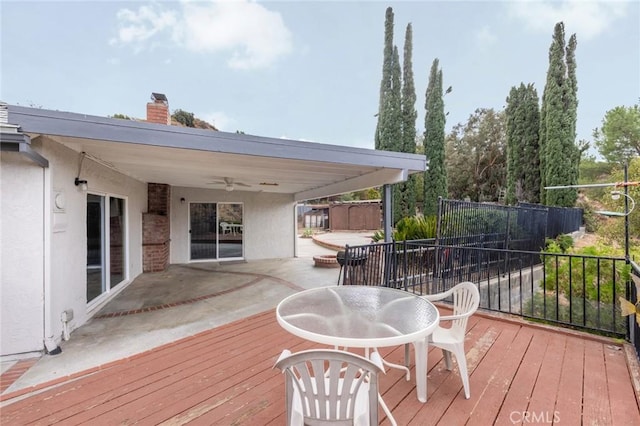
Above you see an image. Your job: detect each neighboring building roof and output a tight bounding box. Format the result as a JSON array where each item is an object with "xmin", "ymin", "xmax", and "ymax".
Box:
[{"xmin": 6, "ymin": 105, "xmax": 426, "ymax": 201}]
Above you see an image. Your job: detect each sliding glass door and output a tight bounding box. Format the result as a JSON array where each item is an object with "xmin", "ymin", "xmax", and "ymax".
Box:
[
  {"xmin": 189, "ymin": 202, "xmax": 243, "ymax": 261},
  {"xmin": 86, "ymin": 194, "xmax": 127, "ymax": 304}
]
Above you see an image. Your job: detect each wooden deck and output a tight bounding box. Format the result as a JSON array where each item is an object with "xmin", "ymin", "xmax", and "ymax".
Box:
[{"xmin": 1, "ymin": 308, "xmax": 639, "ymax": 425}]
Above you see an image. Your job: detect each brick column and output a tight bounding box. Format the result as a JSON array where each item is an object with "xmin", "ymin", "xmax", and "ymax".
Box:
[{"xmin": 143, "ymin": 183, "xmax": 171, "ymax": 272}]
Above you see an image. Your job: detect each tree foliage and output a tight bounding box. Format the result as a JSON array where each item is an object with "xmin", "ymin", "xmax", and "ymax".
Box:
[
  {"xmin": 593, "ymin": 104, "xmax": 640, "ymax": 164},
  {"xmin": 111, "ymin": 113, "xmax": 133, "ymax": 120},
  {"xmin": 505, "ymin": 83, "xmax": 540, "ymax": 204},
  {"xmin": 375, "ymin": 7, "xmax": 395, "ymax": 151},
  {"xmin": 394, "ymin": 23, "xmax": 418, "ymax": 221},
  {"xmin": 539, "ymin": 23, "xmax": 580, "ymax": 207},
  {"xmin": 375, "ymin": 8, "xmax": 416, "ymax": 224},
  {"xmin": 172, "ymin": 109, "xmax": 195, "ymax": 127},
  {"xmin": 423, "ymin": 59, "xmax": 447, "ymax": 215},
  {"xmin": 170, "ymin": 109, "xmax": 218, "ymax": 130},
  {"xmin": 446, "ymin": 108, "xmax": 507, "ymax": 202}
]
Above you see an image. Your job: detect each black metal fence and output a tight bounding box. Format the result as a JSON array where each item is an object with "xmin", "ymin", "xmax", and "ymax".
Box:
[
  {"xmin": 437, "ymin": 199, "xmax": 583, "ymax": 253},
  {"xmin": 339, "ymin": 240, "xmax": 628, "ymax": 338},
  {"xmin": 518, "ymin": 202, "xmax": 584, "ymax": 237}
]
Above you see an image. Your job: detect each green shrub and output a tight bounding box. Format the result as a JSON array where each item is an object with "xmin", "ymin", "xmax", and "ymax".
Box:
[
  {"xmin": 545, "ymin": 235, "xmax": 574, "ymax": 253},
  {"xmin": 524, "ymin": 292, "xmax": 626, "ymax": 334},
  {"xmin": 370, "ymin": 214, "xmax": 437, "ymax": 242},
  {"xmin": 543, "ymin": 243, "xmax": 629, "ymax": 304}
]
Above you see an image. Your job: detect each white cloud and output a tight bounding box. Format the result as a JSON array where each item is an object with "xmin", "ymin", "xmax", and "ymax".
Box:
[
  {"xmin": 475, "ymin": 25, "xmax": 497, "ymax": 48},
  {"xmin": 508, "ymin": 0, "xmax": 628, "ymax": 41},
  {"xmin": 110, "ymin": 0, "xmax": 293, "ymax": 69},
  {"xmin": 109, "ymin": 5, "xmax": 178, "ymax": 51}
]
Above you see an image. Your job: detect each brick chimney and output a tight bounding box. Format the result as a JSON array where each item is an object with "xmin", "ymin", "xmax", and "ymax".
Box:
[{"xmin": 146, "ymin": 92, "xmax": 170, "ymax": 125}]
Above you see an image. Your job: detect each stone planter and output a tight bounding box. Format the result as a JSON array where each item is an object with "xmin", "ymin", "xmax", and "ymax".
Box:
[{"xmin": 313, "ymin": 254, "xmax": 340, "ymax": 268}]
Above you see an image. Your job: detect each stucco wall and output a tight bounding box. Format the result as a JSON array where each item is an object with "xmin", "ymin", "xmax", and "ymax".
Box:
[
  {"xmin": 1, "ymin": 137, "xmax": 147, "ymax": 356},
  {"xmin": 45, "ymin": 139, "xmax": 147, "ymax": 326},
  {"xmin": 171, "ymin": 187, "xmax": 295, "ymax": 263},
  {"xmin": 2, "ymin": 135, "xmax": 297, "ymax": 357},
  {"xmin": 0, "ymin": 152, "xmax": 46, "ymax": 355}
]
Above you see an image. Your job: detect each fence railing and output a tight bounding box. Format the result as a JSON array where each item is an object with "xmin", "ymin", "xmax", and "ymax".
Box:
[
  {"xmin": 630, "ymin": 261, "xmax": 640, "ymax": 356},
  {"xmin": 339, "ymin": 240, "xmax": 628, "ymax": 338},
  {"xmin": 437, "ymin": 200, "xmax": 584, "ymax": 254}
]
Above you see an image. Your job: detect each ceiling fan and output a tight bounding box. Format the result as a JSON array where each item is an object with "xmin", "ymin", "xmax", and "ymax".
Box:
[{"xmin": 207, "ymin": 177, "xmax": 251, "ymax": 192}]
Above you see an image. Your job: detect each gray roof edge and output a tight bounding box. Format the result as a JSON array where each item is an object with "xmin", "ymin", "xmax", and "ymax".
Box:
[{"xmin": 7, "ymin": 105, "xmax": 426, "ymax": 171}]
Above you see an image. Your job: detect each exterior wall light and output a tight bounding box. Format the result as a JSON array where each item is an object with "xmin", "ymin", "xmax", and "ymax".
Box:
[{"xmin": 74, "ymin": 177, "xmax": 88, "ymax": 191}]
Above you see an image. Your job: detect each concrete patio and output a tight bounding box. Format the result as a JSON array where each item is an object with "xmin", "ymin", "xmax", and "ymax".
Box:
[{"xmin": 0, "ymin": 232, "xmax": 372, "ymax": 394}]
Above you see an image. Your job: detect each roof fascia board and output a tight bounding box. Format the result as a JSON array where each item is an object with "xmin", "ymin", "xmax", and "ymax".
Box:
[
  {"xmin": 294, "ymin": 168, "xmax": 408, "ymax": 202},
  {"xmin": 8, "ymin": 105, "xmax": 426, "ymax": 172},
  {"xmin": 0, "ymin": 132, "xmax": 49, "ymax": 167}
]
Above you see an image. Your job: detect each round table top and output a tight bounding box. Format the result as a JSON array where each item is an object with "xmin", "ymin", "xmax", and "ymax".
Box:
[{"xmin": 276, "ymin": 285, "xmax": 439, "ymax": 348}]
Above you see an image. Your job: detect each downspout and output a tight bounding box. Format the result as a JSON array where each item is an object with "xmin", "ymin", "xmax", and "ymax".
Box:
[{"xmin": 43, "ymin": 166, "xmax": 60, "ymax": 354}]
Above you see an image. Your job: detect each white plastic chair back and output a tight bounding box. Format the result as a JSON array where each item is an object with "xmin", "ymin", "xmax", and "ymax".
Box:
[
  {"xmin": 274, "ymin": 349, "xmax": 384, "ymax": 426},
  {"xmin": 448, "ymin": 281, "xmax": 480, "ymax": 339},
  {"xmin": 424, "ymin": 281, "xmax": 480, "ymax": 399}
]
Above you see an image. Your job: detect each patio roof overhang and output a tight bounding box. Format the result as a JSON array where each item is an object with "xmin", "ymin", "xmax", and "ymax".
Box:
[{"xmin": 8, "ymin": 105, "xmax": 426, "ymax": 202}]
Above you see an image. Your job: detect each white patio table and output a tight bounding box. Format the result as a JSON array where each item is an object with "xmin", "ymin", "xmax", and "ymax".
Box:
[{"xmin": 276, "ymin": 285, "xmax": 440, "ymax": 404}]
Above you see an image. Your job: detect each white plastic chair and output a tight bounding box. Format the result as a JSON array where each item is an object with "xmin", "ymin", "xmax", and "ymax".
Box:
[
  {"xmin": 422, "ymin": 281, "xmax": 480, "ymax": 399},
  {"xmin": 274, "ymin": 348, "xmax": 388, "ymax": 426},
  {"xmin": 220, "ymin": 221, "xmax": 231, "ymax": 235}
]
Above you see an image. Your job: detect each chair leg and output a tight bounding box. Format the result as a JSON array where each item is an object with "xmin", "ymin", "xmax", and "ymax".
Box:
[
  {"xmin": 443, "ymin": 349, "xmax": 452, "ymax": 371},
  {"xmin": 452, "ymin": 346, "xmax": 470, "ymax": 399}
]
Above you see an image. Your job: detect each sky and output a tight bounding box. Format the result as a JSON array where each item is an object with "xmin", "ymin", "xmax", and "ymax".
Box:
[{"xmin": 2, "ymin": 0, "xmax": 639, "ymax": 153}]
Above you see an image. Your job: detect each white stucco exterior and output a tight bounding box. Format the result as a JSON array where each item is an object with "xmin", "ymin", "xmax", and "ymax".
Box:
[
  {"xmin": 1, "ymin": 137, "xmax": 147, "ymax": 357},
  {"xmin": 171, "ymin": 187, "xmax": 295, "ymax": 262},
  {"xmin": 1, "ymin": 137, "xmax": 298, "ymax": 357},
  {"xmin": 1, "ymin": 103, "xmax": 426, "ymax": 358},
  {"xmin": 1, "ymin": 152, "xmax": 46, "ymax": 355}
]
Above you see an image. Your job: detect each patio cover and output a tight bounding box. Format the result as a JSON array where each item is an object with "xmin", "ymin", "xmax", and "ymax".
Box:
[{"xmin": 5, "ymin": 105, "xmax": 426, "ymax": 201}]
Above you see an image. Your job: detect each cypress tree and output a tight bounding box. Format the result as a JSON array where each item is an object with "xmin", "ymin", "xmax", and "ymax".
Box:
[
  {"xmin": 423, "ymin": 59, "xmax": 447, "ymax": 216},
  {"xmin": 521, "ymin": 84, "xmax": 541, "ymax": 203},
  {"xmin": 505, "ymin": 85, "xmax": 523, "ymax": 205},
  {"xmin": 375, "ymin": 7, "xmax": 395, "ymax": 151},
  {"xmin": 394, "ymin": 23, "xmax": 418, "ymax": 221},
  {"xmin": 506, "ymin": 83, "xmax": 541, "ymax": 204},
  {"xmin": 540, "ymin": 22, "xmax": 578, "ymax": 207},
  {"xmin": 566, "ymin": 34, "xmax": 580, "ymax": 190},
  {"xmin": 389, "ymin": 46, "xmax": 402, "ymax": 152},
  {"xmin": 539, "ymin": 85, "xmax": 548, "ymax": 204}
]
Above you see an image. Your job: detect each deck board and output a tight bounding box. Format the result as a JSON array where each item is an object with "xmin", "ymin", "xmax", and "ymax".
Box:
[
  {"xmin": 465, "ymin": 326, "xmax": 534, "ymax": 425},
  {"xmin": 554, "ymin": 336, "xmax": 585, "ymax": 425},
  {"xmin": 1, "ymin": 309, "xmax": 638, "ymax": 425},
  {"xmin": 525, "ymin": 331, "xmax": 566, "ymax": 422},
  {"xmin": 583, "ymin": 339, "xmax": 614, "ymax": 424}
]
